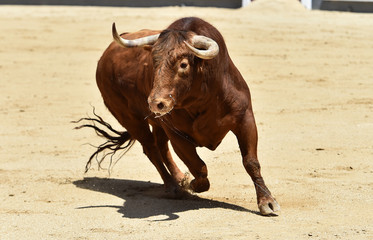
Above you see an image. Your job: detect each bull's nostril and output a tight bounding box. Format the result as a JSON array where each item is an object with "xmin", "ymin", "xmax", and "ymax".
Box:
[{"xmin": 157, "ymin": 102, "xmax": 165, "ymax": 110}]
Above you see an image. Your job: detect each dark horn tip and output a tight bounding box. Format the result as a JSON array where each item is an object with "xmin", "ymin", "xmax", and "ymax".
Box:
[{"xmin": 112, "ymin": 22, "xmax": 118, "ymax": 39}]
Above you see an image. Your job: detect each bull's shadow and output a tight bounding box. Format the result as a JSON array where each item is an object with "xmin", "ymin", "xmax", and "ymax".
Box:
[{"xmin": 73, "ymin": 177, "xmax": 257, "ymax": 220}]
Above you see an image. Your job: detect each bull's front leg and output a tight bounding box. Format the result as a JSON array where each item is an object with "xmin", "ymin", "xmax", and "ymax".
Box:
[{"xmin": 233, "ymin": 109, "xmax": 280, "ymax": 215}]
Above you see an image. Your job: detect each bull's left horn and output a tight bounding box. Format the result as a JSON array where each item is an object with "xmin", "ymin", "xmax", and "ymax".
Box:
[
  {"xmin": 112, "ymin": 22, "xmax": 160, "ymax": 48},
  {"xmin": 184, "ymin": 35, "xmax": 219, "ymax": 60}
]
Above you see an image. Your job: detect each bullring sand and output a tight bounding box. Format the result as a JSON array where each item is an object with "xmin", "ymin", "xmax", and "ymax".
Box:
[{"xmin": 0, "ymin": 0, "xmax": 372, "ymax": 239}]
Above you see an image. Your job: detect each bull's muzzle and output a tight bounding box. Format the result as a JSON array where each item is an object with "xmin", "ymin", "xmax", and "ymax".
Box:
[{"xmin": 147, "ymin": 94, "xmax": 175, "ymax": 117}]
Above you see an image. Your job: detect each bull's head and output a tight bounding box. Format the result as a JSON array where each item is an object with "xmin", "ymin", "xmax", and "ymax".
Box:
[{"xmin": 112, "ymin": 23, "xmax": 219, "ymax": 117}]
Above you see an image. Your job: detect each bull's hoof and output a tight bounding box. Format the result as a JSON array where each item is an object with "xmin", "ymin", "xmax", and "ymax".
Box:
[
  {"xmin": 190, "ymin": 177, "xmax": 210, "ymax": 193},
  {"xmin": 180, "ymin": 172, "xmax": 210, "ymax": 193},
  {"xmin": 258, "ymin": 198, "xmax": 280, "ymax": 216}
]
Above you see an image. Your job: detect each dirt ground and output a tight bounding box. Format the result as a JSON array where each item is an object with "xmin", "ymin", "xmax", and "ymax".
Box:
[{"xmin": 0, "ymin": 0, "xmax": 372, "ymax": 239}]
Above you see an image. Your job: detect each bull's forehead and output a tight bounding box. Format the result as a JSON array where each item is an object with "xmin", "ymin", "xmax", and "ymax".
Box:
[
  {"xmin": 152, "ymin": 30, "xmax": 194, "ymax": 68},
  {"xmin": 157, "ymin": 29, "xmax": 191, "ymax": 46}
]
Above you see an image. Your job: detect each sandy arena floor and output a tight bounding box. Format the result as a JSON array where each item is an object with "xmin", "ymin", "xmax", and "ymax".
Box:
[{"xmin": 0, "ymin": 0, "xmax": 372, "ymax": 239}]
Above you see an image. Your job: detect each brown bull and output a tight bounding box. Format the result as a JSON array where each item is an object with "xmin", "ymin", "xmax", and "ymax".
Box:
[{"xmin": 80, "ymin": 17, "xmax": 279, "ymax": 215}]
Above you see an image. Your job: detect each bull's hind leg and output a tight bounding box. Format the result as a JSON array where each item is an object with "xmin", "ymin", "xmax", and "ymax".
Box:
[
  {"xmin": 233, "ymin": 110, "xmax": 280, "ymax": 215},
  {"xmin": 152, "ymin": 125, "xmax": 185, "ymax": 184}
]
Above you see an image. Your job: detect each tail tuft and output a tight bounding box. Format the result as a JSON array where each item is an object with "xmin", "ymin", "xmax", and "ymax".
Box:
[{"xmin": 72, "ymin": 107, "xmax": 135, "ymax": 173}]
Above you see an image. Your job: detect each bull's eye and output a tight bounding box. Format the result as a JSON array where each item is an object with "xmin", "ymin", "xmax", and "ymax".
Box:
[
  {"xmin": 178, "ymin": 59, "xmax": 189, "ymax": 77},
  {"xmin": 180, "ymin": 62, "xmax": 188, "ymax": 69}
]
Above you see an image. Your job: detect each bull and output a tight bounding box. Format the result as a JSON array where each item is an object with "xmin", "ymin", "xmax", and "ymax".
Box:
[{"xmin": 78, "ymin": 17, "xmax": 280, "ymax": 215}]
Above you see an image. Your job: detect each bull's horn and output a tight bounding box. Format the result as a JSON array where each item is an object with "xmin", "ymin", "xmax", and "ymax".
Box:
[
  {"xmin": 112, "ymin": 22, "xmax": 160, "ymax": 48},
  {"xmin": 184, "ymin": 35, "xmax": 219, "ymax": 60}
]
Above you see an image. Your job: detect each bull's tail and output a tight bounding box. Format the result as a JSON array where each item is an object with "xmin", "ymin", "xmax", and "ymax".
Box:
[{"xmin": 72, "ymin": 108, "xmax": 135, "ymax": 173}]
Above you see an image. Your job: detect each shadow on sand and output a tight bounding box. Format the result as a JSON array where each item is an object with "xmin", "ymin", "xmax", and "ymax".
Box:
[{"xmin": 73, "ymin": 177, "xmax": 259, "ymax": 220}]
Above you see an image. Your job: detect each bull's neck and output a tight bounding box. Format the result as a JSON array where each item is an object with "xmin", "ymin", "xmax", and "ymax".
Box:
[{"xmin": 183, "ymin": 72, "xmax": 223, "ymax": 115}]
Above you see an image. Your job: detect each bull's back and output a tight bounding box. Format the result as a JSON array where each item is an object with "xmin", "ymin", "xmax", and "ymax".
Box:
[
  {"xmin": 96, "ymin": 29, "xmax": 160, "ymax": 93},
  {"xmin": 95, "ymin": 30, "xmax": 159, "ymax": 124}
]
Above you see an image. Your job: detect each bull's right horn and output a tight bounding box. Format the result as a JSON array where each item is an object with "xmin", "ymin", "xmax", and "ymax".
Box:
[{"xmin": 112, "ymin": 22, "xmax": 160, "ymax": 48}]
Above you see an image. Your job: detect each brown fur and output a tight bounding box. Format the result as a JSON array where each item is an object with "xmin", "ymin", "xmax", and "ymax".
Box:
[{"xmin": 91, "ymin": 17, "xmax": 279, "ymax": 215}]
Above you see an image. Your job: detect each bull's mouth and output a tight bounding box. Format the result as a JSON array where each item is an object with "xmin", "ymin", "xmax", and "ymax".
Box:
[{"xmin": 154, "ymin": 111, "xmax": 169, "ymax": 118}]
